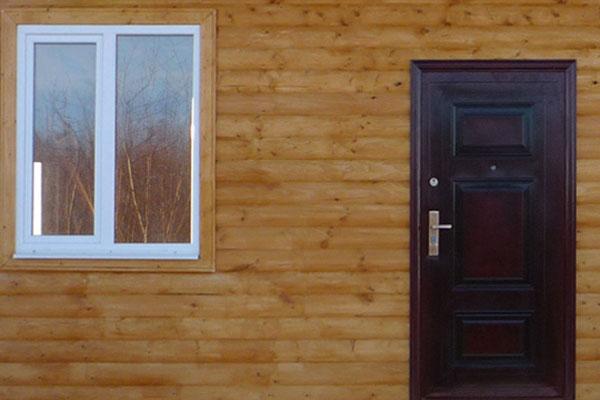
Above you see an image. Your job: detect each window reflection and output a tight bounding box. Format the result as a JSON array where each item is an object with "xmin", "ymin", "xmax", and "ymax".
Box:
[
  {"xmin": 115, "ymin": 35, "xmax": 193, "ymax": 243},
  {"xmin": 33, "ymin": 43, "xmax": 96, "ymax": 235}
]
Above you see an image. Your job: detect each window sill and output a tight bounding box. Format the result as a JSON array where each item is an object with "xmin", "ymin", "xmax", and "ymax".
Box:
[
  {"xmin": 14, "ymin": 243, "xmax": 200, "ymax": 260},
  {"xmin": 0, "ymin": 255, "xmax": 215, "ymax": 272}
]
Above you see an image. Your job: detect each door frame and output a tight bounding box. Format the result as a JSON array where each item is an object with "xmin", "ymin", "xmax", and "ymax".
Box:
[{"xmin": 409, "ymin": 60, "xmax": 576, "ymax": 399}]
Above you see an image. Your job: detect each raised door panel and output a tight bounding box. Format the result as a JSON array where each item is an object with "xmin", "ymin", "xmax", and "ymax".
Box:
[
  {"xmin": 454, "ymin": 104, "xmax": 533, "ymax": 156},
  {"xmin": 455, "ymin": 182, "xmax": 531, "ymax": 282}
]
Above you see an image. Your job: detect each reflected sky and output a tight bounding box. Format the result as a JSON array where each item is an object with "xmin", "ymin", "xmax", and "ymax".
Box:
[
  {"xmin": 116, "ymin": 35, "xmax": 193, "ymax": 144},
  {"xmin": 33, "ymin": 35, "xmax": 194, "ymax": 140},
  {"xmin": 34, "ymin": 43, "xmax": 96, "ymax": 139}
]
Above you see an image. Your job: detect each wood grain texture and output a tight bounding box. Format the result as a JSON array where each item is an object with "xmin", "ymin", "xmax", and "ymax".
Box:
[{"xmin": 0, "ymin": 1, "xmax": 594, "ymax": 399}]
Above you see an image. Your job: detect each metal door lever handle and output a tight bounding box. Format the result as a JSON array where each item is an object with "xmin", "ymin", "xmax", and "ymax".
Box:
[
  {"xmin": 432, "ymin": 224, "xmax": 452, "ymax": 230},
  {"xmin": 428, "ymin": 211, "xmax": 452, "ymax": 256}
]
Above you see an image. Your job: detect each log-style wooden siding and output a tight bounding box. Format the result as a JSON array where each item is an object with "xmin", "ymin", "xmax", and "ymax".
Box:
[{"xmin": 0, "ymin": 0, "xmax": 596, "ymax": 399}]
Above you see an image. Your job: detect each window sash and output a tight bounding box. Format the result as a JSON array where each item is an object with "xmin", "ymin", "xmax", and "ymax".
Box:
[{"xmin": 15, "ymin": 25, "xmax": 201, "ymax": 259}]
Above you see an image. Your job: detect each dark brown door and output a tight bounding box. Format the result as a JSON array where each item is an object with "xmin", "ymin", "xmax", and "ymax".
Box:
[{"xmin": 410, "ymin": 61, "xmax": 575, "ymax": 400}]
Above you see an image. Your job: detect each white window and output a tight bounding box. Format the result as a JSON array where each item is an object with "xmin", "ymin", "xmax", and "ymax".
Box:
[{"xmin": 15, "ymin": 25, "xmax": 201, "ymax": 259}]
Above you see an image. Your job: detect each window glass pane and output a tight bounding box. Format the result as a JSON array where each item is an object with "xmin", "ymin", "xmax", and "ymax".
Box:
[
  {"xmin": 115, "ymin": 35, "xmax": 193, "ymax": 243},
  {"xmin": 33, "ymin": 43, "xmax": 96, "ymax": 235}
]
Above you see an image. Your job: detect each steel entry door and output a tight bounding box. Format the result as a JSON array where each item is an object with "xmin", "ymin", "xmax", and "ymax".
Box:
[{"xmin": 410, "ymin": 61, "xmax": 575, "ymax": 400}]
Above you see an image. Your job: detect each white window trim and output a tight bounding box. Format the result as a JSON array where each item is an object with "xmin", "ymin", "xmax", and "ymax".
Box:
[{"xmin": 15, "ymin": 25, "xmax": 201, "ymax": 260}]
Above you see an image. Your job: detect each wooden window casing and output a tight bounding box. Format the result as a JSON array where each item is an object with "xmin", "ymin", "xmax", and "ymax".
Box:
[{"xmin": 0, "ymin": 8, "xmax": 216, "ymax": 272}]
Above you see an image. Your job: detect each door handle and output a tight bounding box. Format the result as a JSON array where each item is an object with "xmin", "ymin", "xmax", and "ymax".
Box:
[
  {"xmin": 429, "ymin": 210, "xmax": 452, "ymax": 256},
  {"xmin": 432, "ymin": 224, "xmax": 453, "ymax": 230}
]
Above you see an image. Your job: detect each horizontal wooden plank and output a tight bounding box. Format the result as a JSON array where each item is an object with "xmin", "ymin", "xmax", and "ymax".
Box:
[
  {"xmin": 577, "ymin": 361, "xmax": 600, "ymax": 383},
  {"xmin": 0, "ymin": 385, "xmax": 409, "ymax": 400},
  {"xmin": 577, "ymin": 228, "xmax": 600, "ymax": 249},
  {"xmin": 0, "ymin": 386, "xmax": 164, "ymax": 400},
  {"xmin": 216, "ymin": 91, "xmax": 600, "ymax": 117},
  {"xmin": 578, "ymin": 137, "xmax": 600, "ymax": 159},
  {"xmin": 1, "ymin": 6, "xmax": 217, "ymax": 22},
  {"xmin": 217, "ymin": 160, "xmax": 408, "ymax": 182},
  {"xmin": 578, "ymin": 272, "xmax": 600, "ymax": 294},
  {"xmin": 217, "ymin": 115, "xmax": 408, "ymax": 139},
  {"xmin": 446, "ymin": 5, "xmax": 600, "ymax": 27},
  {"xmin": 577, "ymin": 315, "xmax": 600, "ymax": 339},
  {"xmin": 217, "ymin": 136, "xmax": 409, "ymax": 161},
  {"xmin": 577, "ymin": 249, "xmax": 600, "ymax": 272},
  {"xmin": 218, "ymin": 47, "xmax": 410, "ymax": 71},
  {"xmin": 577, "ymin": 182, "xmax": 600, "ymax": 204},
  {"xmin": 578, "ymin": 294, "xmax": 600, "ymax": 316},
  {"xmin": 0, "ymin": 273, "xmax": 86, "ymax": 295},
  {"xmin": 217, "ymin": 204, "xmax": 408, "ymax": 227},
  {"xmin": 0, "ymin": 0, "xmax": 575, "ymax": 5},
  {"xmin": 577, "ymin": 115, "xmax": 600, "ymax": 137},
  {"xmin": 0, "ymin": 317, "xmax": 408, "ymax": 340},
  {"xmin": 215, "ymin": 68, "xmax": 600, "ymax": 94},
  {"xmin": 218, "ymin": 93, "xmax": 405, "ymax": 115},
  {"xmin": 0, "ymin": 271, "xmax": 408, "ymax": 295},
  {"xmin": 577, "ymin": 338, "xmax": 600, "ymax": 361},
  {"xmin": 0, "ymin": 362, "xmax": 407, "ymax": 385},
  {"xmin": 578, "ymin": 69, "xmax": 600, "ymax": 93},
  {"xmin": 218, "ymin": 249, "xmax": 409, "ymax": 272},
  {"xmin": 206, "ymin": 95, "xmax": 600, "ymax": 117},
  {"xmin": 218, "ymin": 4, "xmax": 446, "ymax": 26},
  {"xmin": 453, "ymin": 0, "xmax": 596, "ymax": 5},
  {"xmin": 0, "ymin": 0, "xmax": 405, "ymax": 5},
  {"xmin": 580, "ymin": 160, "xmax": 600, "ymax": 182},
  {"xmin": 219, "ymin": 47, "xmax": 600, "ymax": 70},
  {"xmin": 93, "ymin": 271, "xmax": 408, "ymax": 294},
  {"xmin": 0, "ymin": 294, "xmax": 408, "ymax": 318},
  {"xmin": 219, "ymin": 68, "xmax": 600, "ymax": 95},
  {"xmin": 184, "ymin": 384, "xmax": 408, "ymax": 400},
  {"xmin": 216, "ymin": 182, "xmax": 408, "ymax": 205},
  {"xmin": 578, "ymin": 384, "xmax": 600, "ymax": 400},
  {"xmin": 217, "ymin": 227, "xmax": 407, "ymax": 250},
  {"xmin": 218, "ymin": 26, "xmax": 600, "ymax": 49},
  {"xmin": 218, "ymin": 70, "xmax": 408, "ymax": 93},
  {"xmin": 0, "ymin": 339, "xmax": 407, "ymax": 363},
  {"xmin": 219, "ymin": 26, "xmax": 420, "ymax": 49},
  {"xmin": 217, "ymin": 110, "xmax": 600, "ymax": 141},
  {"xmin": 577, "ymin": 68, "xmax": 600, "ymax": 84},
  {"xmin": 579, "ymin": 93, "xmax": 600, "ymax": 116}
]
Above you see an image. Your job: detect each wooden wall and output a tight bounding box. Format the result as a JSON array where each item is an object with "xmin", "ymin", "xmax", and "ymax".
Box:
[{"xmin": 0, "ymin": 0, "xmax": 598, "ymax": 399}]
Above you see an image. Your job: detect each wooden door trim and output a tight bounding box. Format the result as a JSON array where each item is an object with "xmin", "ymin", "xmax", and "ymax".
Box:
[{"xmin": 409, "ymin": 60, "xmax": 576, "ymax": 400}]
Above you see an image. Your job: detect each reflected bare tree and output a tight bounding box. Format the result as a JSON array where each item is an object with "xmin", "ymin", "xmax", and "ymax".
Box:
[
  {"xmin": 115, "ymin": 35, "xmax": 192, "ymax": 243},
  {"xmin": 34, "ymin": 43, "xmax": 95, "ymax": 235},
  {"xmin": 34, "ymin": 37, "xmax": 193, "ymax": 243}
]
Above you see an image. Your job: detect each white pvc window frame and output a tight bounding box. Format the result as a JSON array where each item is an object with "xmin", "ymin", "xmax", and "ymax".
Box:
[{"xmin": 15, "ymin": 25, "xmax": 201, "ymax": 259}]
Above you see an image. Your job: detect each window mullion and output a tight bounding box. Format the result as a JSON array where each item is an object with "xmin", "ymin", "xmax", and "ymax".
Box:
[{"xmin": 99, "ymin": 31, "xmax": 117, "ymax": 250}]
